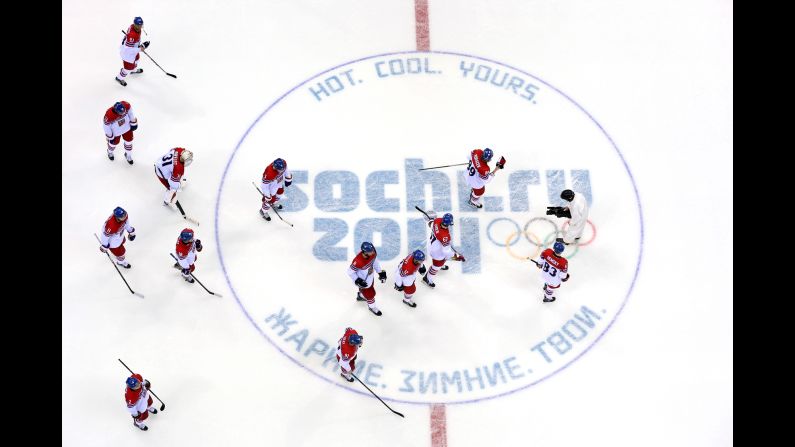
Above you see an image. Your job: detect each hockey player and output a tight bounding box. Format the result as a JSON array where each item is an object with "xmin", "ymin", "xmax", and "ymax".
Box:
[
  {"xmin": 103, "ymin": 101, "xmax": 139, "ymax": 164},
  {"xmin": 98, "ymin": 207, "xmax": 136, "ymax": 268},
  {"xmin": 558, "ymin": 189, "xmax": 590, "ymax": 245},
  {"xmin": 116, "ymin": 17, "xmax": 150, "ymax": 86},
  {"xmin": 422, "ymin": 212, "xmax": 465, "ymax": 288},
  {"xmin": 534, "ymin": 241, "xmax": 570, "ymax": 303},
  {"xmin": 259, "ymin": 158, "xmax": 293, "ymax": 221},
  {"xmin": 393, "ymin": 250, "xmax": 427, "ymax": 308},
  {"xmin": 174, "ymin": 228, "xmax": 202, "ymax": 283},
  {"xmin": 155, "ymin": 147, "xmax": 193, "ymax": 206},
  {"xmin": 125, "ymin": 374, "xmax": 158, "ymax": 431},
  {"xmin": 464, "ymin": 148, "xmax": 506, "ymax": 208},
  {"xmin": 347, "ymin": 242, "xmax": 387, "ymax": 316},
  {"xmin": 336, "ymin": 327, "xmax": 363, "ymax": 382}
]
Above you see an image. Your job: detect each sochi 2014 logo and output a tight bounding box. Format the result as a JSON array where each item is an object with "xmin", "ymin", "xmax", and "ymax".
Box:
[{"xmin": 216, "ymin": 51, "xmax": 643, "ymax": 405}]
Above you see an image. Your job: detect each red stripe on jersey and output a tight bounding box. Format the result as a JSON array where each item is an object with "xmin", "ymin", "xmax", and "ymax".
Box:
[
  {"xmin": 541, "ymin": 248, "xmax": 568, "ymax": 271},
  {"xmin": 399, "ymin": 254, "xmax": 421, "ymax": 276},
  {"xmin": 350, "ymin": 251, "xmax": 377, "ymax": 270}
]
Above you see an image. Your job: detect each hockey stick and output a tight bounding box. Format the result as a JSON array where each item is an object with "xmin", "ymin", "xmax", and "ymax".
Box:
[
  {"xmin": 527, "ymin": 257, "xmax": 541, "ymax": 267},
  {"xmin": 169, "ymin": 253, "xmax": 223, "ymax": 297},
  {"xmin": 351, "ymin": 372, "xmax": 404, "ymax": 418},
  {"xmin": 118, "ymin": 359, "xmax": 166, "ymax": 411},
  {"xmin": 418, "ymin": 162, "xmax": 468, "ymax": 171},
  {"xmin": 120, "ymin": 30, "xmax": 177, "ymax": 78},
  {"xmin": 414, "ymin": 205, "xmax": 432, "ymax": 220},
  {"xmin": 251, "ymin": 182, "xmax": 294, "ymax": 227},
  {"xmin": 93, "ymin": 233, "xmax": 144, "ymax": 298},
  {"xmin": 174, "ymin": 200, "xmax": 200, "ymax": 226}
]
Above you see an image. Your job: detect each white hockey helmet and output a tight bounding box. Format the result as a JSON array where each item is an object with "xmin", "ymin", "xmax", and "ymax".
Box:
[{"xmin": 180, "ymin": 149, "xmax": 193, "ymax": 166}]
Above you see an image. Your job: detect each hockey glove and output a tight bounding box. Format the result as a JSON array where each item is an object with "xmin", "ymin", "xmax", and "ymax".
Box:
[
  {"xmin": 143, "ymin": 379, "xmax": 151, "ymax": 389},
  {"xmin": 99, "ymin": 245, "xmax": 109, "ymax": 253},
  {"xmin": 355, "ymin": 278, "xmax": 367, "ymax": 288},
  {"xmin": 378, "ymin": 271, "xmax": 387, "ymax": 283},
  {"xmin": 285, "ymin": 181, "xmax": 292, "ymax": 187},
  {"xmin": 128, "ymin": 229, "xmax": 136, "ymax": 241},
  {"xmin": 181, "ymin": 268, "xmax": 192, "ymax": 276},
  {"xmin": 130, "ymin": 123, "xmax": 138, "ymax": 131},
  {"xmin": 418, "ymin": 265, "xmax": 427, "ymax": 275},
  {"xmin": 496, "ymin": 156, "xmax": 506, "ymax": 169},
  {"xmin": 562, "ymin": 274, "xmax": 570, "ymax": 282},
  {"xmin": 195, "ymin": 239, "xmax": 203, "ymax": 252},
  {"xmin": 394, "ymin": 284, "xmax": 404, "ymax": 291},
  {"xmin": 142, "ymin": 41, "xmax": 150, "ymax": 49}
]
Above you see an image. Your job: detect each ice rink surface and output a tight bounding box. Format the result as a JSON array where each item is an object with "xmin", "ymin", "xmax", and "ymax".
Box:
[{"xmin": 62, "ymin": 1, "xmax": 732, "ymax": 445}]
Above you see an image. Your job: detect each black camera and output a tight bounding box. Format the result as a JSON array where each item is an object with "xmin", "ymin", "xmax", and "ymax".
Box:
[{"xmin": 546, "ymin": 206, "xmax": 571, "ymax": 218}]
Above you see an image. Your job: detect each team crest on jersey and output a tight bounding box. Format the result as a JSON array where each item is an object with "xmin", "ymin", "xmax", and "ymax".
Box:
[{"xmin": 216, "ymin": 51, "xmax": 643, "ymax": 404}]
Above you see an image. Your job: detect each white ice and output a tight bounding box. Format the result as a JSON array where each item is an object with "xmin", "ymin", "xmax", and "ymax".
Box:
[{"xmin": 62, "ymin": 0, "xmax": 732, "ymax": 446}]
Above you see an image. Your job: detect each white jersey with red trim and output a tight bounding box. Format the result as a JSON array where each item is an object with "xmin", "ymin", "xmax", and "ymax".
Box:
[
  {"xmin": 103, "ymin": 101, "xmax": 137, "ymax": 139},
  {"xmin": 393, "ymin": 253, "xmax": 424, "ymax": 287},
  {"xmin": 120, "ymin": 25, "xmax": 144, "ymax": 63},
  {"xmin": 99, "ymin": 215, "xmax": 135, "ymax": 249},
  {"xmin": 346, "ymin": 251, "xmax": 382, "ymax": 288},
  {"xmin": 155, "ymin": 148, "xmax": 189, "ymax": 191},
  {"xmin": 536, "ymin": 248, "xmax": 569, "ymax": 287},
  {"xmin": 464, "ymin": 149, "xmax": 494, "ymax": 189},
  {"xmin": 428, "ymin": 217, "xmax": 454, "ymax": 260}
]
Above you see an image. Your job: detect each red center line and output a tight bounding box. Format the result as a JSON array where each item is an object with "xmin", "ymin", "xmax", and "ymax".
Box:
[
  {"xmin": 430, "ymin": 403, "xmax": 448, "ymax": 447},
  {"xmin": 415, "ymin": 0, "xmax": 430, "ymax": 51}
]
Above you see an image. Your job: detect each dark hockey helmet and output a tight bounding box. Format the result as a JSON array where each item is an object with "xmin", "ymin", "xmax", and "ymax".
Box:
[
  {"xmin": 412, "ymin": 250, "xmax": 425, "ymax": 263},
  {"xmin": 360, "ymin": 242, "xmax": 375, "ymax": 253},
  {"xmin": 553, "ymin": 241, "xmax": 565, "ymax": 254},
  {"xmin": 273, "ymin": 158, "xmax": 286, "ymax": 172},
  {"xmin": 482, "ymin": 148, "xmax": 493, "ymax": 162},
  {"xmin": 113, "ymin": 102, "xmax": 126, "ymax": 115},
  {"xmin": 133, "ymin": 17, "xmax": 144, "ymax": 26},
  {"xmin": 442, "ymin": 213, "xmax": 454, "ymax": 227},
  {"xmin": 126, "ymin": 376, "xmax": 140, "ymax": 389},
  {"xmin": 348, "ymin": 334, "xmax": 363, "ymax": 346},
  {"xmin": 180, "ymin": 228, "xmax": 194, "ymax": 244},
  {"xmin": 560, "ymin": 189, "xmax": 575, "ymax": 202},
  {"xmin": 113, "ymin": 206, "xmax": 127, "ymax": 221}
]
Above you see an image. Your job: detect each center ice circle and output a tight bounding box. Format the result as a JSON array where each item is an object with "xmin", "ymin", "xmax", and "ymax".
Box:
[{"xmin": 215, "ymin": 51, "xmax": 644, "ymax": 405}]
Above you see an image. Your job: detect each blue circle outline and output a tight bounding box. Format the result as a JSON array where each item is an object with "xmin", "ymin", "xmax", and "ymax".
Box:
[
  {"xmin": 486, "ymin": 217, "xmax": 521, "ymax": 247},
  {"xmin": 214, "ymin": 50, "xmax": 645, "ymax": 405}
]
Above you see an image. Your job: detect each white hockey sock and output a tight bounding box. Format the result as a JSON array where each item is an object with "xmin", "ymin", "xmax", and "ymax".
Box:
[
  {"xmin": 124, "ymin": 142, "xmax": 133, "ymax": 159},
  {"xmin": 117, "ymin": 68, "xmax": 130, "ymax": 80},
  {"xmin": 164, "ymin": 189, "xmax": 177, "ymax": 204}
]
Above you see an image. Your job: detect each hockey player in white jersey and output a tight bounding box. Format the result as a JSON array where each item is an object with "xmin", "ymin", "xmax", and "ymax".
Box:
[{"xmin": 155, "ymin": 148, "xmax": 193, "ymax": 206}]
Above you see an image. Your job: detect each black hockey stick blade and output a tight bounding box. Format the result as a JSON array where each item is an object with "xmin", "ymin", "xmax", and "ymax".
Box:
[
  {"xmin": 414, "ymin": 205, "xmax": 431, "ymax": 220},
  {"xmin": 174, "ymin": 200, "xmax": 199, "ymax": 226},
  {"xmin": 351, "ymin": 373, "xmax": 405, "ymax": 418}
]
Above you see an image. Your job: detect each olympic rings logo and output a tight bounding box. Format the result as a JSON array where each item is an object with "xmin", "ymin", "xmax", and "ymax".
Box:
[{"xmin": 485, "ymin": 217, "xmax": 597, "ymax": 260}]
